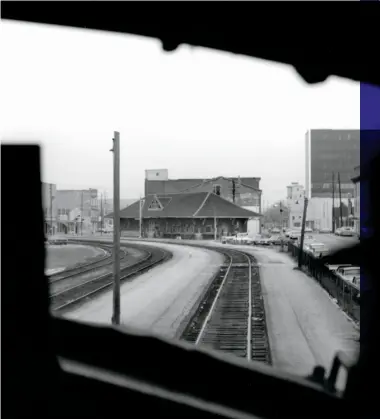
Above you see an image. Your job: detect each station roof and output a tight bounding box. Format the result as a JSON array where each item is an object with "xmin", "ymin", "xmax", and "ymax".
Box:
[
  {"xmin": 106, "ymin": 192, "xmax": 262, "ymax": 219},
  {"xmin": 145, "ymin": 176, "xmax": 261, "ymax": 195}
]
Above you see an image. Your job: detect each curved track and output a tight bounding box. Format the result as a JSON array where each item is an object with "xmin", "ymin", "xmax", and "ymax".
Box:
[
  {"xmin": 50, "ymin": 242, "xmax": 172, "ymax": 313},
  {"xmin": 49, "ymin": 245, "xmax": 124, "ymax": 284},
  {"xmin": 47, "ymin": 243, "xmax": 113, "ymax": 282},
  {"xmin": 62, "ymin": 237, "xmax": 270, "ymax": 365}
]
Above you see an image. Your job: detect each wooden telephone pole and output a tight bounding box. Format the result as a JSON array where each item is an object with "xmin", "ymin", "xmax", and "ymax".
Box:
[
  {"xmin": 338, "ymin": 172, "xmax": 343, "ymax": 227},
  {"xmin": 100, "ymin": 193, "xmax": 103, "ymax": 235},
  {"xmin": 332, "ymin": 172, "xmax": 335, "ymax": 233},
  {"xmin": 80, "ymin": 191, "xmax": 84, "ymax": 236},
  {"xmin": 111, "ymin": 132, "xmax": 121, "ymax": 325},
  {"xmin": 49, "ymin": 184, "xmax": 53, "ymax": 236},
  {"xmin": 139, "ymin": 196, "xmax": 143, "ymax": 238},
  {"xmin": 298, "ymin": 197, "xmax": 309, "ymax": 268}
]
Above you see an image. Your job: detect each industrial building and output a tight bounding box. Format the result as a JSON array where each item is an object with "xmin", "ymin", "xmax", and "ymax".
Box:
[{"xmin": 107, "ymin": 191, "xmax": 261, "ymax": 239}]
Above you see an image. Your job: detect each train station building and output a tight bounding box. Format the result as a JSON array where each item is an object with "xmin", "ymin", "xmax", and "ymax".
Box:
[
  {"xmin": 144, "ymin": 169, "xmax": 262, "ymax": 234},
  {"xmin": 107, "ymin": 191, "xmax": 261, "ymax": 239}
]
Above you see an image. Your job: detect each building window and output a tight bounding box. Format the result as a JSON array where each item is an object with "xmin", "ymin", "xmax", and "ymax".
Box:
[{"xmin": 213, "ymin": 184, "xmax": 222, "ymax": 196}]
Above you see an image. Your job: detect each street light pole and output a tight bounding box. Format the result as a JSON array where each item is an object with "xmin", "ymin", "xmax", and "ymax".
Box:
[{"xmin": 111, "ymin": 132, "xmax": 121, "ymax": 325}]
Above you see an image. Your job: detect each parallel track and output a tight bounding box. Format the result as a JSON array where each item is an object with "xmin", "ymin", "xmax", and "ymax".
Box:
[
  {"xmin": 47, "ymin": 244, "xmax": 114, "ymax": 282},
  {"xmin": 49, "ymin": 245, "xmax": 127, "ymax": 284},
  {"xmin": 60, "ymin": 237, "xmax": 271, "ymax": 364},
  {"xmin": 50, "ymin": 245, "xmax": 171, "ymax": 312}
]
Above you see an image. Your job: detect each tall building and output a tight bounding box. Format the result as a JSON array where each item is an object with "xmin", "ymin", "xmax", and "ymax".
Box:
[
  {"xmin": 305, "ymin": 129, "xmax": 360, "ymax": 230},
  {"xmin": 305, "ymin": 129, "xmax": 360, "ymax": 199}
]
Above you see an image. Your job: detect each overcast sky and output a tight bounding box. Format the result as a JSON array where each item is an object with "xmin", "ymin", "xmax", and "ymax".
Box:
[{"xmin": 1, "ymin": 21, "xmax": 360, "ymax": 204}]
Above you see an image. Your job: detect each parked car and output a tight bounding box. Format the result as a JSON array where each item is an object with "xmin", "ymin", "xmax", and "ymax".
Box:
[
  {"xmin": 289, "ymin": 231, "xmax": 301, "ymax": 240},
  {"xmin": 326, "ymin": 264, "xmax": 352, "ymax": 273},
  {"xmin": 285, "ymin": 228, "xmax": 298, "ymax": 237},
  {"xmin": 233, "ymin": 233, "xmax": 253, "ymax": 245},
  {"xmin": 307, "ymin": 242, "xmax": 330, "ymax": 257},
  {"xmin": 339, "ymin": 227, "xmax": 355, "ymax": 237},
  {"xmin": 297, "ymin": 235, "xmax": 315, "ymax": 250},
  {"xmin": 319, "ymin": 228, "xmax": 331, "ymax": 234},
  {"xmin": 269, "ymin": 235, "xmax": 282, "ymax": 245},
  {"xmin": 222, "ymin": 235, "xmax": 235, "ymax": 244},
  {"xmin": 335, "ymin": 266, "xmax": 360, "ymax": 282},
  {"xmin": 257, "ymin": 237, "xmax": 272, "ymax": 246}
]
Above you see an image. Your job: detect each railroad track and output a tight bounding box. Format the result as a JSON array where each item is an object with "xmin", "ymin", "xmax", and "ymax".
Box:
[
  {"xmin": 48, "ymin": 245, "xmax": 126, "ymax": 284},
  {"xmin": 50, "ymin": 245, "xmax": 172, "ymax": 313},
  {"xmin": 181, "ymin": 248, "xmax": 271, "ymax": 365}
]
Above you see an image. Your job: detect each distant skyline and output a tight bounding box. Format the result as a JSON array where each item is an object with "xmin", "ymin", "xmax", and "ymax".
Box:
[{"xmin": 1, "ymin": 21, "xmax": 360, "ymax": 204}]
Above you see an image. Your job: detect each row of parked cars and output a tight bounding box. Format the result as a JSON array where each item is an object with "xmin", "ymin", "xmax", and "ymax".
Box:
[
  {"xmin": 326, "ymin": 264, "xmax": 360, "ymax": 288},
  {"xmin": 222, "ymin": 232, "xmax": 283, "ymax": 246}
]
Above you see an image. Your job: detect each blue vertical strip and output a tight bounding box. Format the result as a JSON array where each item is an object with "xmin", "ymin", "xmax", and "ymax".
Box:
[{"xmin": 360, "ymin": 84, "xmax": 380, "ymax": 292}]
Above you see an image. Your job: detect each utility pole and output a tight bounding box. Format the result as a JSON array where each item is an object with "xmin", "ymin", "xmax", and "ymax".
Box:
[
  {"xmin": 280, "ymin": 201, "xmax": 284, "ymax": 231},
  {"xmin": 49, "ymin": 184, "xmax": 53, "ymax": 236},
  {"xmin": 100, "ymin": 193, "xmax": 103, "ymax": 235},
  {"xmin": 338, "ymin": 172, "xmax": 343, "ymax": 228},
  {"xmin": 298, "ymin": 197, "xmax": 309, "ymax": 269},
  {"xmin": 111, "ymin": 131, "xmax": 121, "ymax": 325},
  {"xmin": 104, "ymin": 191, "xmax": 107, "ymax": 229},
  {"xmin": 139, "ymin": 196, "xmax": 143, "ymax": 238},
  {"xmin": 80, "ymin": 191, "xmax": 84, "ymax": 236},
  {"xmin": 332, "ymin": 172, "xmax": 335, "ymax": 233}
]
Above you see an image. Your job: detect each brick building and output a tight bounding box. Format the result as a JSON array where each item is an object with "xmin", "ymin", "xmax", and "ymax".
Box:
[{"xmin": 107, "ymin": 192, "xmax": 261, "ymax": 239}]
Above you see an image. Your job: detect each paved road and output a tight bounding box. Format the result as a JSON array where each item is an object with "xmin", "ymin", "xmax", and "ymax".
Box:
[{"xmin": 65, "ymin": 240, "xmax": 223, "ymax": 339}]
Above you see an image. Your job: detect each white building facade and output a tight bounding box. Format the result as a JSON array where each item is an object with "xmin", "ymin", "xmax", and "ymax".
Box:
[{"xmin": 286, "ymin": 182, "xmax": 305, "ymax": 229}]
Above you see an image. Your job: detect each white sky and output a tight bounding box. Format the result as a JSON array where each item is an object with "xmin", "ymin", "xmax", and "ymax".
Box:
[{"xmin": 1, "ymin": 21, "xmax": 360, "ymax": 204}]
